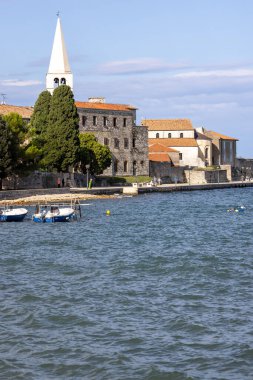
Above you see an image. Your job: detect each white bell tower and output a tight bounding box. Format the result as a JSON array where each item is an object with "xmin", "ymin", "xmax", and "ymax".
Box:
[{"xmin": 46, "ymin": 15, "xmax": 73, "ymax": 94}]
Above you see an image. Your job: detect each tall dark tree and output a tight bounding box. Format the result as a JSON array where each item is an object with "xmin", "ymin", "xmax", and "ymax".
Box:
[
  {"xmin": 0, "ymin": 116, "xmax": 14, "ymax": 190},
  {"xmin": 80, "ymin": 133, "xmax": 111, "ymax": 174},
  {"xmin": 27, "ymin": 90, "xmax": 52, "ymax": 162},
  {"xmin": 41, "ymin": 85, "xmax": 80, "ymax": 171},
  {"xmin": 30, "ymin": 90, "xmax": 51, "ymax": 136}
]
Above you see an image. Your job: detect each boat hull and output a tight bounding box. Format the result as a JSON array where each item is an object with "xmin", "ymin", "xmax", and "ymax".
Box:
[
  {"xmin": 0, "ymin": 208, "xmax": 28, "ymax": 222},
  {"xmin": 33, "ymin": 208, "xmax": 75, "ymax": 223}
]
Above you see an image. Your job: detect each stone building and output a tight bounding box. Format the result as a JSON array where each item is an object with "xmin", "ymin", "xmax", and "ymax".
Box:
[
  {"xmin": 44, "ymin": 17, "xmax": 149, "ymax": 177},
  {"xmin": 76, "ymin": 98, "xmax": 149, "ymax": 176}
]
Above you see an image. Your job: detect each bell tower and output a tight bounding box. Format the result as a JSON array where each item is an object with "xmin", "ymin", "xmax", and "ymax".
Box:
[{"xmin": 46, "ymin": 15, "xmax": 73, "ymax": 94}]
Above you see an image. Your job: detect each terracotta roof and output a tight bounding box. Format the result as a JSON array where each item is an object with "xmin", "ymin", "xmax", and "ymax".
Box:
[
  {"xmin": 196, "ymin": 132, "xmax": 212, "ymax": 140},
  {"xmin": 205, "ymin": 130, "xmax": 238, "ymax": 141},
  {"xmin": 149, "ymin": 152, "xmax": 172, "ymax": 162},
  {"xmin": 149, "ymin": 138, "xmax": 198, "ymax": 147},
  {"xmin": 149, "ymin": 142, "xmax": 178, "ymax": 153},
  {"xmin": 142, "ymin": 119, "xmax": 193, "ymax": 131},
  {"xmin": 75, "ymin": 101, "xmax": 137, "ymax": 111},
  {"xmin": 0, "ymin": 104, "xmax": 33, "ymax": 119}
]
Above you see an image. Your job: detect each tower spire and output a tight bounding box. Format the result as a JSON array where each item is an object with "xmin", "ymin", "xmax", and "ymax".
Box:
[{"xmin": 46, "ymin": 16, "xmax": 73, "ymax": 94}]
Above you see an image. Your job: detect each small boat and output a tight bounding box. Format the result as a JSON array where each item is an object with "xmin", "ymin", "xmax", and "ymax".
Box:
[
  {"xmin": 0, "ymin": 206, "xmax": 28, "ymax": 222},
  {"xmin": 32, "ymin": 202, "xmax": 79, "ymax": 223}
]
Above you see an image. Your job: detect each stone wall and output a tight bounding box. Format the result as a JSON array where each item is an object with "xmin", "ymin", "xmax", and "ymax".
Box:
[
  {"xmin": 149, "ymin": 162, "xmax": 186, "ymax": 183},
  {"xmin": 77, "ymin": 106, "xmax": 149, "ymax": 176},
  {"xmin": 2, "ymin": 172, "xmax": 87, "ymax": 190},
  {"xmin": 184, "ymin": 169, "xmax": 228, "ymax": 184}
]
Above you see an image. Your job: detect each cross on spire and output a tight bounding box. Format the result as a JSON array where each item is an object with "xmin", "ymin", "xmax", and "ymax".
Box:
[{"xmin": 56, "ymin": 11, "xmax": 60, "ymax": 17}]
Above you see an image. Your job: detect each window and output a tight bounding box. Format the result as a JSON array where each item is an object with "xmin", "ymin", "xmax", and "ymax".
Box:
[
  {"xmin": 93, "ymin": 116, "xmax": 97, "ymax": 126},
  {"xmin": 133, "ymin": 160, "xmax": 137, "ymax": 175},
  {"xmin": 114, "ymin": 160, "xmax": 118, "ymax": 173},
  {"xmin": 54, "ymin": 78, "xmax": 59, "ymax": 88},
  {"xmin": 140, "ymin": 160, "xmax": 144, "ymax": 166},
  {"xmin": 103, "ymin": 117, "xmax": 108, "ymax": 127},
  {"xmin": 168, "ymin": 133, "xmax": 171, "ymax": 138},
  {"xmin": 124, "ymin": 161, "xmax": 128, "ymax": 172},
  {"xmin": 104, "ymin": 137, "xmax": 109, "ymax": 146},
  {"xmin": 180, "ymin": 133, "xmax": 183, "ymax": 138},
  {"xmin": 123, "ymin": 118, "xmax": 127, "ymax": 127},
  {"xmin": 133, "ymin": 138, "xmax": 136, "ymax": 148},
  {"xmin": 124, "ymin": 138, "xmax": 129, "ymax": 149},
  {"xmin": 113, "ymin": 117, "xmax": 117, "ymax": 127},
  {"xmin": 114, "ymin": 138, "xmax": 119, "ymax": 149},
  {"xmin": 60, "ymin": 78, "xmax": 66, "ymax": 84},
  {"xmin": 156, "ymin": 133, "xmax": 160, "ymax": 138},
  {"xmin": 205, "ymin": 147, "xmax": 208, "ymax": 159},
  {"xmin": 82, "ymin": 116, "xmax": 86, "ymax": 126},
  {"xmin": 179, "ymin": 153, "xmax": 183, "ymax": 160}
]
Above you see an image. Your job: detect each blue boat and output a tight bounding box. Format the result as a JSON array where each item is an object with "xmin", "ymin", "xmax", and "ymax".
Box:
[
  {"xmin": 0, "ymin": 206, "xmax": 28, "ymax": 222},
  {"xmin": 32, "ymin": 204, "xmax": 76, "ymax": 223}
]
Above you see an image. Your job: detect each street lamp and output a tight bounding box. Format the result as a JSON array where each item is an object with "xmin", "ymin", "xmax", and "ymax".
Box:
[{"xmin": 85, "ymin": 164, "xmax": 90, "ymax": 190}]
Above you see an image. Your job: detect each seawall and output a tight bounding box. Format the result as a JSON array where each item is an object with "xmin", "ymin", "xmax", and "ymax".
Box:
[{"xmin": 0, "ymin": 181, "xmax": 252, "ymax": 202}]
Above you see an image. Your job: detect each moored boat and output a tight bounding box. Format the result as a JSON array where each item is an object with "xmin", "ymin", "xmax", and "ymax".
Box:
[
  {"xmin": 0, "ymin": 206, "xmax": 28, "ymax": 222},
  {"xmin": 32, "ymin": 203, "xmax": 79, "ymax": 223}
]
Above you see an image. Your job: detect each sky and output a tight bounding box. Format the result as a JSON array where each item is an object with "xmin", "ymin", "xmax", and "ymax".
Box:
[{"xmin": 1, "ymin": 0, "xmax": 253, "ymax": 157}]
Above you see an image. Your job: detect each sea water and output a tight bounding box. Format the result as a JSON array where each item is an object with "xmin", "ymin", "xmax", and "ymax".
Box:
[{"xmin": 0, "ymin": 188, "xmax": 253, "ymax": 379}]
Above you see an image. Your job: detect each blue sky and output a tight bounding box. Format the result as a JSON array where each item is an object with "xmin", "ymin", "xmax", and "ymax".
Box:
[{"xmin": 1, "ymin": 0, "xmax": 253, "ymax": 156}]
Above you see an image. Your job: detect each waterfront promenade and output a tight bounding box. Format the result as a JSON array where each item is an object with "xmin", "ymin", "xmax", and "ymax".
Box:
[{"xmin": 0, "ymin": 180, "xmax": 253, "ymax": 205}]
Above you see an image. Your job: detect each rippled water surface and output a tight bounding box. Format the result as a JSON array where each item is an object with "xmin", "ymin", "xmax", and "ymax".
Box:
[{"xmin": 1, "ymin": 188, "xmax": 253, "ymax": 379}]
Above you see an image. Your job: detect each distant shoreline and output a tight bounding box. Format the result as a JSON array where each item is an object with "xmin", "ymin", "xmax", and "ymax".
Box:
[{"xmin": 0, "ymin": 181, "xmax": 252, "ymax": 205}]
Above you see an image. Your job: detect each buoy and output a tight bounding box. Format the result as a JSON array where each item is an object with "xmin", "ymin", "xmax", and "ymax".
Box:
[{"xmin": 106, "ymin": 210, "xmax": 111, "ymax": 216}]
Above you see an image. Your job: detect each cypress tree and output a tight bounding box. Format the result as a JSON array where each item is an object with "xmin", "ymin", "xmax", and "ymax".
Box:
[
  {"xmin": 42, "ymin": 85, "xmax": 80, "ymax": 172},
  {"xmin": 29, "ymin": 90, "xmax": 51, "ymax": 149},
  {"xmin": 0, "ymin": 116, "xmax": 14, "ymax": 190}
]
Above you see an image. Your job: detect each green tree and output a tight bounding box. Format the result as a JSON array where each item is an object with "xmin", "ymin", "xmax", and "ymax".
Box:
[
  {"xmin": 29, "ymin": 90, "xmax": 51, "ymax": 141},
  {"xmin": 3, "ymin": 112, "xmax": 28, "ymax": 168},
  {"xmin": 41, "ymin": 85, "xmax": 80, "ymax": 171},
  {"xmin": 80, "ymin": 133, "xmax": 111, "ymax": 174},
  {"xmin": 0, "ymin": 116, "xmax": 15, "ymax": 190},
  {"xmin": 26, "ymin": 90, "xmax": 52, "ymax": 164}
]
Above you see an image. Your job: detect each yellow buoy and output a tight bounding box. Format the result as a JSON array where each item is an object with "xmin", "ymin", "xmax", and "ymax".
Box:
[{"xmin": 106, "ymin": 210, "xmax": 111, "ymax": 216}]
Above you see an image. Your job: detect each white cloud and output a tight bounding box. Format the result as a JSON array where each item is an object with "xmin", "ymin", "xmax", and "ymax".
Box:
[
  {"xmin": 1, "ymin": 79, "xmax": 42, "ymax": 87},
  {"xmin": 98, "ymin": 58, "xmax": 188, "ymax": 75},
  {"xmin": 174, "ymin": 68, "xmax": 253, "ymax": 79}
]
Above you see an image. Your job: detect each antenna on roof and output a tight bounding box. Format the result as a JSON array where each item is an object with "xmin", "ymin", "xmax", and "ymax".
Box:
[{"xmin": 1, "ymin": 94, "xmax": 7, "ymax": 105}]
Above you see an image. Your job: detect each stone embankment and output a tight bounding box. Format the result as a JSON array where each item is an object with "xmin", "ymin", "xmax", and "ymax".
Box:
[{"xmin": 0, "ymin": 181, "xmax": 252, "ymax": 205}]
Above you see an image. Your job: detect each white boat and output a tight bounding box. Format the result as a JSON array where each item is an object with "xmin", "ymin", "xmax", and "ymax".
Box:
[
  {"xmin": 33, "ymin": 202, "xmax": 80, "ymax": 223},
  {"xmin": 0, "ymin": 206, "xmax": 28, "ymax": 222}
]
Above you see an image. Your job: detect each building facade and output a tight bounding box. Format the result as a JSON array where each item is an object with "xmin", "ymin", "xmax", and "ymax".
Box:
[{"xmin": 76, "ymin": 98, "xmax": 149, "ymax": 176}]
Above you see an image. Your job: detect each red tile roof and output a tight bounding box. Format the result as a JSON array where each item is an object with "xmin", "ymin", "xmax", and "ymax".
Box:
[
  {"xmin": 149, "ymin": 153, "xmax": 172, "ymax": 162},
  {"xmin": 0, "ymin": 104, "xmax": 33, "ymax": 118},
  {"xmin": 149, "ymin": 138, "xmax": 198, "ymax": 147},
  {"xmin": 149, "ymin": 142, "xmax": 179, "ymax": 153},
  {"xmin": 142, "ymin": 119, "xmax": 193, "ymax": 131},
  {"xmin": 205, "ymin": 130, "xmax": 238, "ymax": 141},
  {"xmin": 75, "ymin": 101, "xmax": 137, "ymax": 111}
]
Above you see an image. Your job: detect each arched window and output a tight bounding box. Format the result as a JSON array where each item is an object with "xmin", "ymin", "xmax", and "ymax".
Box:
[
  {"xmin": 124, "ymin": 161, "xmax": 128, "ymax": 172},
  {"xmin": 133, "ymin": 160, "xmax": 137, "ymax": 175},
  {"xmin": 156, "ymin": 133, "xmax": 159, "ymax": 138},
  {"xmin": 54, "ymin": 78, "xmax": 59, "ymax": 88},
  {"xmin": 180, "ymin": 133, "xmax": 183, "ymax": 138},
  {"xmin": 60, "ymin": 78, "xmax": 66, "ymax": 84},
  {"xmin": 114, "ymin": 160, "xmax": 119, "ymax": 173},
  {"xmin": 168, "ymin": 133, "xmax": 171, "ymax": 138},
  {"xmin": 205, "ymin": 147, "xmax": 208, "ymax": 159}
]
